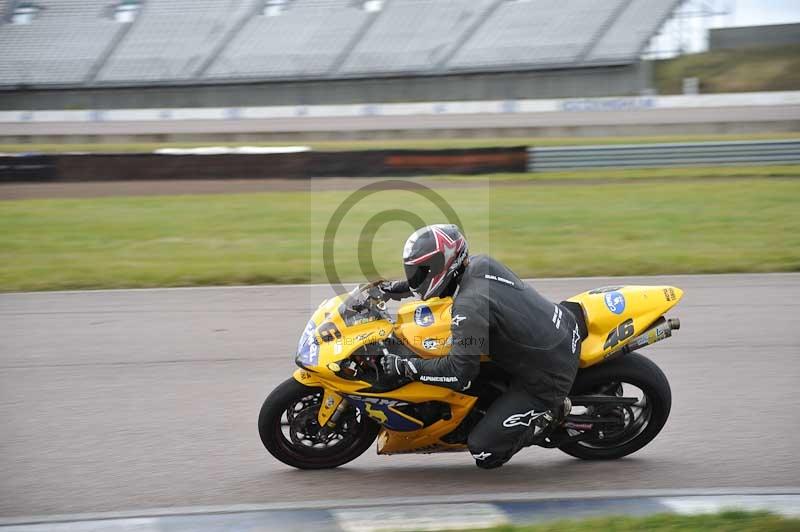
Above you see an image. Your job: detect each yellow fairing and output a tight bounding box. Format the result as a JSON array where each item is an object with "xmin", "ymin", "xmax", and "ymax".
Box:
[
  {"xmin": 291, "ymin": 292, "xmax": 476, "ymax": 455},
  {"xmin": 376, "ymin": 383, "xmax": 476, "ymax": 454},
  {"xmin": 294, "ymin": 368, "xmax": 323, "ymax": 387},
  {"xmin": 293, "ymin": 368, "xmax": 476, "ymax": 454},
  {"xmin": 296, "ymin": 292, "xmax": 394, "ymax": 382},
  {"xmin": 395, "ymin": 297, "xmax": 452, "ymax": 357},
  {"xmin": 568, "ymin": 285, "xmax": 683, "ymax": 367}
]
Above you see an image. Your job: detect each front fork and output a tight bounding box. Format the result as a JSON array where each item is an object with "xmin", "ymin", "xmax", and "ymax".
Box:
[
  {"xmin": 292, "ymin": 368, "xmax": 350, "ymax": 437},
  {"xmin": 317, "ymin": 388, "xmax": 347, "ymax": 433},
  {"xmin": 292, "ymin": 369, "xmax": 347, "ymax": 427}
]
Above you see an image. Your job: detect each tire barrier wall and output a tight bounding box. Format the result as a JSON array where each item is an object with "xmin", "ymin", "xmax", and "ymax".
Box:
[{"xmin": 0, "ymin": 147, "xmax": 528, "ymax": 183}]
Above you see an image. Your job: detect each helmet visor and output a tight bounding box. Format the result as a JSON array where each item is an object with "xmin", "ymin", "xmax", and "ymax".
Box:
[{"xmin": 404, "ymin": 263, "xmax": 430, "ymax": 292}]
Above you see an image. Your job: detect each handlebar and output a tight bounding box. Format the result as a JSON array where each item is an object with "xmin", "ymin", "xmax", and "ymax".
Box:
[{"xmin": 339, "ymin": 282, "xmax": 392, "ymax": 325}]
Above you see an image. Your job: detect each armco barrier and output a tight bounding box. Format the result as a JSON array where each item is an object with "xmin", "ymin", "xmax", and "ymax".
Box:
[
  {"xmin": 528, "ymin": 139, "xmax": 800, "ymax": 171},
  {"xmin": 0, "ymin": 147, "xmax": 528, "ymax": 183}
]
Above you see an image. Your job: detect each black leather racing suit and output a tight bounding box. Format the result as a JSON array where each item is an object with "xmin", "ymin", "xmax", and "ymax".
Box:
[{"xmin": 404, "ymin": 254, "xmax": 582, "ymax": 468}]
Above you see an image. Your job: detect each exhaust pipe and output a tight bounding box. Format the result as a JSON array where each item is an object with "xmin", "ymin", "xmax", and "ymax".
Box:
[{"xmin": 617, "ymin": 316, "xmax": 679, "ymax": 355}]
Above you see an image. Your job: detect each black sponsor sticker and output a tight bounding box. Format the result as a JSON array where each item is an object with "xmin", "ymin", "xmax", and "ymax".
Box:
[
  {"xmin": 588, "ymin": 286, "xmax": 625, "ymax": 295},
  {"xmin": 604, "ymin": 318, "xmax": 635, "ymax": 350}
]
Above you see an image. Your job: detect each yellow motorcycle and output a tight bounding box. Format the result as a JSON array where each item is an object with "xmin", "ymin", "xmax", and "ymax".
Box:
[{"xmin": 259, "ymin": 282, "xmax": 682, "ymax": 468}]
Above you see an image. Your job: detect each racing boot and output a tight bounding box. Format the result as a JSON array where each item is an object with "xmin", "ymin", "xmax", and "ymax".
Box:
[
  {"xmin": 523, "ymin": 397, "xmax": 572, "ymax": 447},
  {"xmin": 554, "ymin": 396, "xmax": 572, "ymax": 425}
]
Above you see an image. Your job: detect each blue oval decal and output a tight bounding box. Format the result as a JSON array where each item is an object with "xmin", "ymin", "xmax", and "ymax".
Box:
[
  {"xmin": 297, "ymin": 320, "xmax": 319, "ymax": 365},
  {"xmin": 604, "ymin": 291, "xmax": 626, "ymax": 315},
  {"xmin": 414, "ymin": 305, "xmax": 434, "ymax": 327}
]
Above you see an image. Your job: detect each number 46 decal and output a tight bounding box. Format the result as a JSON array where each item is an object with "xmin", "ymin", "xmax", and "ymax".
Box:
[{"xmin": 604, "ymin": 319, "xmax": 635, "ymax": 350}]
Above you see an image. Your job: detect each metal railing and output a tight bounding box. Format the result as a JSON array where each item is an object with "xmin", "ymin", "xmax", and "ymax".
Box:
[{"xmin": 527, "ymin": 140, "xmax": 800, "ymax": 172}]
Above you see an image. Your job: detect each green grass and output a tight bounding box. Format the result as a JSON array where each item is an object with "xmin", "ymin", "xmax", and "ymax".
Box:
[
  {"xmin": 2, "ymin": 132, "xmax": 800, "ymax": 153},
  {"xmin": 655, "ymin": 44, "xmax": 800, "ymax": 94},
  {"xmin": 475, "ymin": 511, "xmax": 800, "ymax": 532},
  {"xmin": 2, "ymin": 176, "xmax": 799, "ymax": 291}
]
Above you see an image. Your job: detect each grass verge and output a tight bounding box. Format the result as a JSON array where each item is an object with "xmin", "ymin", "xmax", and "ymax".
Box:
[
  {"xmin": 2, "ymin": 133, "xmax": 800, "ymax": 154},
  {"xmin": 476, "ymin": 511, "xmax": 800, "ymax": 532},
  {"xmin": 2, "ymin": 177, "xmax": 799, "ymax": 291},
  {"xmin": 655, "ymin": 44, "xmax": 800, "ymax": 94}
]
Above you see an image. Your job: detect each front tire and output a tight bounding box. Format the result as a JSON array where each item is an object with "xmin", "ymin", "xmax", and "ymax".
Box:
[
  {"xmin": 559, "ymin": 352, "xmax": 671, "ymax": 460},
  {"xmin": 258, "ymin": 378, "xmax": 380, "ymax": 469}
]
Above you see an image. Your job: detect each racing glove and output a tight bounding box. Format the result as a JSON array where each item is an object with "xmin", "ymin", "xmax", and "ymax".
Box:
[
  {"xmin": 378, "ymin": 280, "xmax": 414, "ymax": 301},
  {"xmin": 380, "ymin": 353, "xmax": 419, "ymax": 381}
]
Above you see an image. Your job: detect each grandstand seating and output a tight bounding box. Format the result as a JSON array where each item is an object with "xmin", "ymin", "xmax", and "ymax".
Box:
[
  {"xmin": 449, "ymin": 0, "xmax": 625, "ymax": 69},
  {"xmin": 338, "ymin": 0, "xmax": 495, "ymax": 75},
  {"xmin": 0, "ymin": 0, "xmax": 681, "ymax": 87},
  {"xmin": 587, "ymin": 0, "xmax": 683, "ymax": 61},
  {"xmin": 207, "ymin": 0, "xmax": 368, "ymax": 79},
  {"xmin": 0, "ymin": 0, "xmax": 123, "ymax": 84},
  {"xmin": 97, "ymin": 0, "xmax": 257, "ymax": 82}
]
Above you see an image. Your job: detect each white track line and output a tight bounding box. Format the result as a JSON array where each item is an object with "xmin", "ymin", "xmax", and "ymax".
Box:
[
  {"xmin": 659, "ymin": 494, "xmax": 800, "ymax": 517},
  {"xmin": 333, "ymin": 502, "xmax": 509, "ymax": 532}
]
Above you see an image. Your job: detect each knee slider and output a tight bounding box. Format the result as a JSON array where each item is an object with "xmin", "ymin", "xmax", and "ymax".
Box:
[
  {"xmin": 475, "ymin": 455, "xmax": 506, "ymax": 469},
  {"xmin": 469, "ymin": 444, "xmax": 511, "ymax": 469}
]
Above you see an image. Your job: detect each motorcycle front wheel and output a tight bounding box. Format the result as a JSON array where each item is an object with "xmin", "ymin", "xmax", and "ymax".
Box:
[
  {"xmin": 559, "ymin": 352, "xmax": 672, "ymax": 460},
  {"xmin": 258, "ymin": 378, "xmax": 380, "ymax": 469}
]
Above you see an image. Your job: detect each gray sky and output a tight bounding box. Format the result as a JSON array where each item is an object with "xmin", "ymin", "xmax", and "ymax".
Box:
[
  {"xmin": 713, "ymin": 0, "xmax": 800, "ymax": 27},
  {"xmin": 647, "ymin": 0, "xmax": 800, "ymax": 56}
]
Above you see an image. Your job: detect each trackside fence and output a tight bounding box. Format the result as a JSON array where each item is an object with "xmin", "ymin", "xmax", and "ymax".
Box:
[
  {"xmin": 2, "ymin": 141, "xmax": 798, "ymax": 182},
  {"xmin": 527, "ymin": 140, "xmax": 800, "ymax": 171}
]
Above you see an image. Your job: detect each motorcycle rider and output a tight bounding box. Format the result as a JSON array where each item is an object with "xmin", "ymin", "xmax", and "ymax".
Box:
[{"xmin": 379, "ymin": 224, "xmax": 583, "ymax": 469}]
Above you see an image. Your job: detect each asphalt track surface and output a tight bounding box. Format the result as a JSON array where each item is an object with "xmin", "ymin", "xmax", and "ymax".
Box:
[
  {"xmin": 1, "ymin": 274, "xmax": 799, "ymax": 518},
  {"xmin": 4, "ymin": 105, "xmax": 800, "ymax": 136}
]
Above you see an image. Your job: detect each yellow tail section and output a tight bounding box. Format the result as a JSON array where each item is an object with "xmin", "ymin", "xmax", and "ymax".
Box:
[{"xmin": 568, "ymin": 285, "xmax": 683, "ymax": 367}]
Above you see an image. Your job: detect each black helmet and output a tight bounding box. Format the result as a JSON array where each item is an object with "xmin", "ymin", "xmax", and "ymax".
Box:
[{"xmin": 403, "ymin": 224, "xmax": 468, "ymax": 300}]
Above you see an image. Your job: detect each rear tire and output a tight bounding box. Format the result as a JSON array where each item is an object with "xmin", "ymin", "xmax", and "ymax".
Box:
[
  {"xmin": 258, "ymin": 378, "xmax": 380, "ymax": 469},
  {"xmin": 559, "ymin": 352, "xmax": 671, "ymax": 460}
]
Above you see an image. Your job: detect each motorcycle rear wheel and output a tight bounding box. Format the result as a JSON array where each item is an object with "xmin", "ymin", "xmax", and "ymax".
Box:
[
  {"xmin": 259, "ymin": 378, "xmax": 380, "ymax": 469},
  {"xmin": 559, "ymin": 352, "xmax": 671, "ymax": 460}
]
